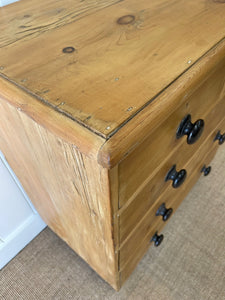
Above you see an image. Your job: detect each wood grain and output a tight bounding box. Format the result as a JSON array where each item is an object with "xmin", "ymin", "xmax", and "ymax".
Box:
[
  {"xmin": 118, "ymin": 62, "xmax": 225, "ymax": 207},
  {"xmin": 119, "ymin": 140, "xmax": 221, "ymax": 282},
  {"xmin": 0, "ymin": 0, "xmax": 121, "ymax": 48},
  {"xmin": 0, "ymin": 0, "xmax": 225, "ymax": 291},
  {"xmin": 108, "ymin": 166, "xmax": 120, "ymax": 288},
  {"xmin": 1, "ymin": 0, "xmax": 225, "ymax": 137},
  {"xmin": 0, "ymin": 76, "xmax": 104, "ymax": 160},
  {"xmin": 0, "ymin": 99, "xmax": 119, "ymax": 290},
  {"xmin": 118, "ymin": 117, "xmax": 225, "ymax": 244},
  {"xmin": 99, "ymin": 39, "xmax": 225, "ymax": 167}
]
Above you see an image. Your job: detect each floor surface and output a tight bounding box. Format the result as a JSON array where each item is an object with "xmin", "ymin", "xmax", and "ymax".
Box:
[{"xmin": 1, "ymin": 147, "xmax": 225, "ymax": 300}]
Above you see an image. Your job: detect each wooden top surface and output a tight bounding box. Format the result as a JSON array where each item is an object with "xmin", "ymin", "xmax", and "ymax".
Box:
[{"xmin": 0, "ymin": 0, "xmax": 225, "ymax": 138}]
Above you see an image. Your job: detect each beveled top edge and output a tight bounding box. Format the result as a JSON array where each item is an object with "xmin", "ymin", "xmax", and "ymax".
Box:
[
  {"xmin": 1, "ymin": 0, "xmax": 225, "ymax": 138},
  {"xmin": 98, "ymin": 37, "xmax": 225, "ymax": 168}
]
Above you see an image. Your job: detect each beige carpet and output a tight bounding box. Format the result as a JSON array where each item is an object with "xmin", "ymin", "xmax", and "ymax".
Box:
[{"xmin": 1, "ymin": 147, "xmax": 225, "ymax": 300}]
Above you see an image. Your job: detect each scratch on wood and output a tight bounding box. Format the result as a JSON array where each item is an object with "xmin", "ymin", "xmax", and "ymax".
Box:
[{"xmin": 71, "ymin": 147, "xmax": 93, "ymax": 215}]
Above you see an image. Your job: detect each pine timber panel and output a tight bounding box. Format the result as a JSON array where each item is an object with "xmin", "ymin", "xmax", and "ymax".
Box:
[
  {"xmin": 118, "ymin": 117, "xmax": 225, "ymax": 250},
  {"xmin": 118, "ymin": 61, "xmax": 225, "ymax": 207},
  {"xmin": 0, "ymin": 0, "xmax": 225, "ymax": 291},
  {"xmin": 119, "ymin": 143, "xmax": 220, "ymax": 284},
  {"xmin": 99, "ymin": 39, "xmax": 225, "ymax": 168},
  {"xmin": 1, "ymin": 0, "xmax": 225, "ymax": 136},
  {"xmin": 0, "ymin": 98, "xmax": 119, "ymax": 290}
]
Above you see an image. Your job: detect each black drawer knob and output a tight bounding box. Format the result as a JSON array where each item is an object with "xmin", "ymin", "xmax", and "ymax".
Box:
[
  {"xmin": 201, "ymin": 165, "xmax": 211, "ymax": 176},
  {"xmin": 151, "ymin": 232, "xmax": 164, "ymax": 247},
  {"xmin": 176, "ymin": 114, "xmax": 204, "ymax": 144},
  {"xmin": 214, "ymin": 130, "xmax": 225, "ymax": 145},
  {"xmin": 165, "ymin": 164, "xmax": 187, "ymax": 188},
  {"xmin": 156, "ymin": 203, "xmax": 173, "ymax": 221}
]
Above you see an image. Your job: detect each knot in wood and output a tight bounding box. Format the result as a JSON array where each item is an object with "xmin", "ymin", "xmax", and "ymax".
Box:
[{"xmin": 117, "ymin": 15, "xmax": 135, "ymax": 25}]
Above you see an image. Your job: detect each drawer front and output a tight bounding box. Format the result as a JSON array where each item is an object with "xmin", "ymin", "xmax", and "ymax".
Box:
[
  {"xmin": 119, "ymin": 112, "xmax": 225, "ymax": 243},
  {"xmin": 119, "ymin": 115, "xmax": 225, "ymax": 265},
  {"xmin": 119, "ymin": 140, "xmax": 221, "ymax": 282},
  {"xmin": 119, "ymin": 62, "xmax": 225, "ymax": 208}
]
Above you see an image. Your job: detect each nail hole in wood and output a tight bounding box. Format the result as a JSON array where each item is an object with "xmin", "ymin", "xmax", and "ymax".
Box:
[{"xmin": 62, "ymin": 47, "xmax": 75, "ymax": 54}]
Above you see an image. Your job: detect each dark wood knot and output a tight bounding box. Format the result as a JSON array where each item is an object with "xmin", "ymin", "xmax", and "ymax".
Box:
[
  {"xmin": 213, "ymin": 0, "xmax": 225, "ymax": 3},
  {"xmin": 62, "ymin": 47, "xmax": 75, "ymax": 54},
  {"xmin": 117, "ymin": 15, "xmax": 135, "ymax": 25}
]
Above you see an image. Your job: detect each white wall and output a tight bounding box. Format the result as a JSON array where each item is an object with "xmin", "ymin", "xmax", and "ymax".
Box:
[
  {"xmin": 0, "ymin": 0, "xmax": 19, "ymax": 7},
  {"xmin": 0, "ymin": 152, "xmax": 46, "ymax": 269},
  {"xmin": 0, "ymin": 0, "xmax": 47, "ymax": 269}
]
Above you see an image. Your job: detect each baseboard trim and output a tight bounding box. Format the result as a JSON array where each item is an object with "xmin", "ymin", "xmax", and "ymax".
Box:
[{"xmin": 0, "ymin": 214, "xmax": 46, "ymax": 269}]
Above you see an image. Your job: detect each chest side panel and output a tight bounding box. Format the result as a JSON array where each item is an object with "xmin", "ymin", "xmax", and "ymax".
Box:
[{"xmin": 0, "ymin": 98, "xmax": 119, "ymax": 290}]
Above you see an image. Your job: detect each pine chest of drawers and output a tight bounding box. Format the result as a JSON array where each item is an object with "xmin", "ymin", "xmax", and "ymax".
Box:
[{"xmin": 0, "ymin": 0, "xmax": 225, "ymax": 291}]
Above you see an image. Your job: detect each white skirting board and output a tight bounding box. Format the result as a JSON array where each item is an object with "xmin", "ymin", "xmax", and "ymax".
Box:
[
  {"xmin": 0, "ymin": 151, "xmax": 46, "ymax": 269},
  {"xmin": 0, "ymin": 0, "xmax": 19, "ymax": 7},
  {"xmin": 0, "ymin": 214, "xmax": 46, "ymax": 269}
]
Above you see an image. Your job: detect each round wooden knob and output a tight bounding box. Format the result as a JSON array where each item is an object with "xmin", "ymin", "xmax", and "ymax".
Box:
[
  {"xmin": 156, "ymin": 203, "xmax": 173, "ymax": 221},
  {"xmin": 176, "ymin": 114, "xmax": 204, "ymax": 144},
  {"xmin": 151, "ymin": 232, "xmax": 164, "ymax": 247},
  {"xmin": 201, "ymin": 165, "xmax": 211, "ymax": 176},
  {"xmin": 214, "ymin": 130, "xmax": 225, "ymax": 145},
  {"xmin": 165, "ymin": 165, "xmax": 187, "ymax": 188}
]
